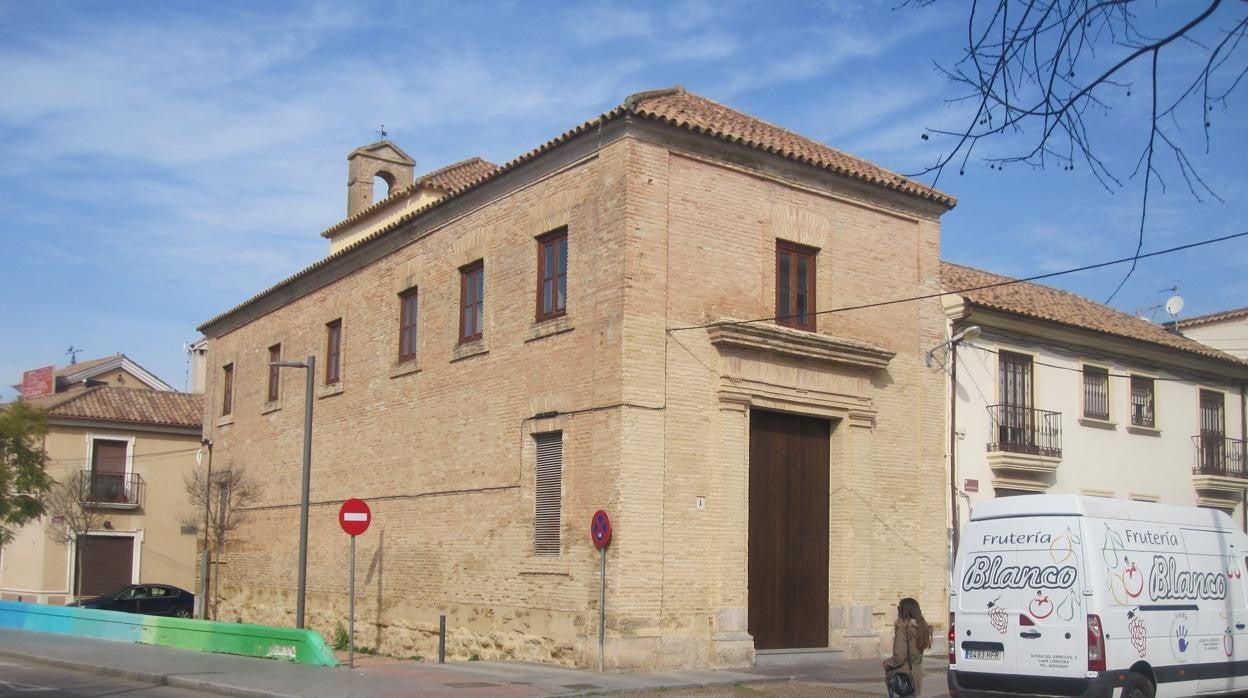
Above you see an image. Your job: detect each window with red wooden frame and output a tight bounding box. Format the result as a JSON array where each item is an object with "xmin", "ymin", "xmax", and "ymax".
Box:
[
  {"xmin": 221, "ymin": 363, "xmax": 234, "ymax": 416},
  {"xmin": 325, "ymin": 319, "xmax": 342, "ymax": 384},
  {"xmin": 398, "ymin": 289, "xmax": 418, "ymax": 361},
  {"xmin": 459, "ymin": 261, "xmax": 484, "ymax": 344},
  {"xmin": 775, "ymin": 241, "xmax": 817, "ymax": 331},
  {"xmin": 267, "ymin": 344, "xmax": 281, "ymax": 402},
  {"xmin": 536, "ymin": 228, "xmax": 568, "ymax": 321}
]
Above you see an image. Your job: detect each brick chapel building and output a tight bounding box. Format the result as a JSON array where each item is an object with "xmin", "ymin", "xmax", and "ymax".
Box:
[{"xmin": 197, "ymin": 86, "xmax": 956, "ymax": 669}]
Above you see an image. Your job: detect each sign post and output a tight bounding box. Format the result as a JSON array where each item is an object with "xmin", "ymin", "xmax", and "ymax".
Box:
[
  {"xmin": 590, "ymin": 509, "xmax": 612, "ymax": 672},
  {"xmin": 339, "ymin": 498, "xmax": 372, "ymax": 669}
]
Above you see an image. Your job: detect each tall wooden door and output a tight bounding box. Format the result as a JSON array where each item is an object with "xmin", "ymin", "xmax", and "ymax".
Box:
[{"xmin": 748, "ymin": 410, "xmax": 830, "ymax": 649}]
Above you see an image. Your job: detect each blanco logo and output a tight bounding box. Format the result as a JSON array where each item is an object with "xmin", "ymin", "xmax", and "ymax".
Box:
[{"xmin": 962, "ymin": 554, "xmax": 1078, "ymax": 591}]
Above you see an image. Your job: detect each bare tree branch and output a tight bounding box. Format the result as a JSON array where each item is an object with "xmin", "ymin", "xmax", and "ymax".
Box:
[
  {"xmin": 909, "ymin": 1, "xmax": 1245, "ymax": 300},
  {"xmin": 182, "ymin": 465, "xmax": 260, "ymax": 619},
  {"xmin": 44, "ymin": 472, "xmax": 105, "ymax": 597}
]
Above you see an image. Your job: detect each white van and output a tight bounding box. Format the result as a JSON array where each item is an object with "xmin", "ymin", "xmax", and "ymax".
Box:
[{"xmin": 948, "ymin": 495, "xmax": 1248, "ymax": 697}]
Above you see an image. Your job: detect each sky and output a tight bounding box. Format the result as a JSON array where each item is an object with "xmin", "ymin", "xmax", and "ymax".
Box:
[{"xmin": 1, "ymin": 1, "xmax": 1244, "ymax": 400}]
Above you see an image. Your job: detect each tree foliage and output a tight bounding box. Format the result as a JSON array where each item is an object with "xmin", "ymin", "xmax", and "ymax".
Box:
[
  {"xmin": 913, "ymin": 0, "xmax": 1247, "ymax": 300},
  {"xmin": 0, "ymin": 400, "xmax": 54, "ymax": 545}
]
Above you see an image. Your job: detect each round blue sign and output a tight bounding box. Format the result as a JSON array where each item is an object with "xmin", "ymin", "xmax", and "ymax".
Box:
[{"xmin": 591, "ymin": 509, "xmax": 612, "ymax": 549}]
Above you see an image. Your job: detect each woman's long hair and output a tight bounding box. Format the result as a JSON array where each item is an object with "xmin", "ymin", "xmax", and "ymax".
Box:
[{"xmin": 898, "ymin": 597, "xmax": 932, "ymax": 651}]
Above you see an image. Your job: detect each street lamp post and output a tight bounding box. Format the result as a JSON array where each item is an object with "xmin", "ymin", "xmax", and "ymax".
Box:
[
  {"xmin": 271, "ymin": 356, "xmax": 315, "ymax": 629},
  {"xmin": 927, "ymin": 325, "xmax": 981, "ymax": 558}
]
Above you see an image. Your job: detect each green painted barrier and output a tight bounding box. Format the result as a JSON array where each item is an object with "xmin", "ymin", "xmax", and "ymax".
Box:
[{"xmin": 0, "ymin": 600, "xmax": 337, "ymax": 666}]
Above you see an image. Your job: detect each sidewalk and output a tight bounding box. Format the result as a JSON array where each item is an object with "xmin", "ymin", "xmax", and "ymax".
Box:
[{"xmin": 0, "ymin": 627, "xmax": 950, "ymax": 697}]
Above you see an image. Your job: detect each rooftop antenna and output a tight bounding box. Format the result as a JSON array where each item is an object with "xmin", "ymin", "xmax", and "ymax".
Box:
[
  {"xmin": 66, "ymin": 346, "xmax": 83, "ymax": 364},
  {"xmin": 377, "ymin": 124, "xmax": 388, "ymax": 140},
  {"xmin": 1162, "ymin": 285, "xmax": 1184, "ymax": 323}
]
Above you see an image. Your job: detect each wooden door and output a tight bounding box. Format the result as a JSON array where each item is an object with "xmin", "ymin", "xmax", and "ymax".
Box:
[{"xmin": 748, "ymin": 410, "xmax": 830, "ymax": 649}]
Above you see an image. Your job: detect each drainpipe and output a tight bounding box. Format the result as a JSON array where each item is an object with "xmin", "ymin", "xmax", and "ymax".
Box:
[
  {"xmin": 950, "ymin": 341, "xmax": 961, "ymax": 557},
  {"xmin": 1241, "ymin": 382, "xmax": 1246, "ymax": 533}
]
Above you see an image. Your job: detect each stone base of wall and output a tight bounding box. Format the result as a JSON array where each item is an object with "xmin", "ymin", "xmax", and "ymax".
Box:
[{"xmin": 215, "ymin": 585, "xmax": 761, "ymax": 670}]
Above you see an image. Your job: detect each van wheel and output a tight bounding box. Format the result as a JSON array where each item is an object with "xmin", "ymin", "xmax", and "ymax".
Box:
[{"xmin": 1120, "ymin": 672, "xmax": 1154, "ymax": 698}]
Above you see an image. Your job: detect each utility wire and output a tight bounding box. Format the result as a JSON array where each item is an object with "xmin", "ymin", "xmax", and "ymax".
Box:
[
  {"xmin": 961, "ymin": 344, "xmax": 1240, "ymax": 383},
  {"xmin": 667, "ymin": 231, "xmax": 1247, "ymax": 333}
]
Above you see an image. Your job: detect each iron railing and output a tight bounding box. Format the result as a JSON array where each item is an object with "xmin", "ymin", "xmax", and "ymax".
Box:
[
  {"xmin": 1192, "ymin": 434, "xmax": 1248, "ymax": 479},
  {"xmin": 81, "ymin": 470, "xmax": 144, "ymax": 508},
  {"xmin": 987, "ymin": 404, "xmax": 1063, "ymax": 458}
]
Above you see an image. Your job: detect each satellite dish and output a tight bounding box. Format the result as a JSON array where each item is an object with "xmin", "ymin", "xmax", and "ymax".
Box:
[{"xmin": 1164, "ymin": 295, "xmax": 1185, "ymax": 317}]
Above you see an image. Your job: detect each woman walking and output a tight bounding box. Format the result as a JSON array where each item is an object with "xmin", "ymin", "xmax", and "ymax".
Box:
[{"xmin": 883, "ymin": 597, "xmax": 932, "ymax": 697}]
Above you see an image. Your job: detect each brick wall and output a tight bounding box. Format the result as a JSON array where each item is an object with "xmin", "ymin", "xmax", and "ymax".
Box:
[{"xmin": 203, "ymin": 126, "xmax": 949, "ymax": 668}]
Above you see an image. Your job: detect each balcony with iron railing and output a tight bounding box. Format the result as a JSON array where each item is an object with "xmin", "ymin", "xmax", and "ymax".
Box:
[
  {"xmin": 80, "ymin": 470, "xmax": 145, "ymax": 509},
  {"xmin": 1192, "ymin": 433, "xmax": 1247, "ymax": 479},
  {"xmin": 1190, "ymin": 434, "xmax": 1248, "ymax": 509},
  {"xmin": 984, "ymin": 405, "xmax": 1063, "ymax": 489}
]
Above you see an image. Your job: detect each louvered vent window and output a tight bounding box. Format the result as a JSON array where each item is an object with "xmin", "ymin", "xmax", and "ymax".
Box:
[{"xmin": 534, "ymin": 431, "xmax": 563, "ymax": 556}]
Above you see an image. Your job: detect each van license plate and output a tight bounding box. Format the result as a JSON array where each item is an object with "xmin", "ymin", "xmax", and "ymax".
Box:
[{"xmin": 966, "ymin": 649, "xmax": 1002, "ymax": 661}]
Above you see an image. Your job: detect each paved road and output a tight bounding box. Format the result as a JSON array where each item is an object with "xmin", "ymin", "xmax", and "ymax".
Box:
[{"xmin": 0, "ymin": 656, "xmax": 211, "ymax": 697}]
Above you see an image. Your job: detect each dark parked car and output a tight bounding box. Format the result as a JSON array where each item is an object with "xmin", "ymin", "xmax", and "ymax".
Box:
[{"xmin": 69, "ymin": 584, "xmax": 194, "ymax": 618}]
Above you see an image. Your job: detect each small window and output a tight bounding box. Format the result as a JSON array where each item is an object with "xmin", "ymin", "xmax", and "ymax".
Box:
[
  {"xmin": 325, "ymin": 319, "xmax": 342, "ymax": 384},
  {"xmin": 534, "ymin": 431, "xmax": 563, "ymax": 556},
  {"xmin": 536, "ymin": 229, "xmax": 568, "ymax": 321},
  {"xmin": 267, "ymin": 344, "xmax": 282, "ymax": 402},
  {"xmin": 1082, "ymin": 366, "xmax": 1109, "ymax": 420},
  {"xmin": 776, "ymin": 241, "xmax": 817, "ymax": 331},
  {"xmin": 221, "ymin": 363, "xmax": 234, "ymax": 416},
  {"xmin": 1130, "ymin": 376, "xmax": 1155, "ymax": 428},
  {"xmin": 398, "ymin": 288, "xmax": 419, "ymax": 362},
  {"xmin": 460, "ymin": 261, "xmax": 484, "ymax": 344}
]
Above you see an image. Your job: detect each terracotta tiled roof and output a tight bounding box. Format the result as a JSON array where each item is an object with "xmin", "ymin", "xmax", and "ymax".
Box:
[
  {"xmin": 23, "ymin": 386, "xmax": 202, "ymax": 429},
  {"xmin": 941, "ymin": 261, "xmax": 1248, "ymax": 366},
  {"xmin": 420, "ymin": 157, "xmax": 498, "ymax": 193},
  {"xmin": 55, "ymin": 354, "xmax": 122, "ymax": 379},
  {"xmin": 203, "ymin": 86, "xmax": 953, "ymax": 333},
  {"xmin": 1175, "ymin": 305, "xmax": 1248, "ymax": 329},
  {"xmin": 320, "ymin": 157, "xmax": 500, "ymax": 239},
  {"xmin": 620, "ymin": 87, "xmax": 955, "ymax": 207}
]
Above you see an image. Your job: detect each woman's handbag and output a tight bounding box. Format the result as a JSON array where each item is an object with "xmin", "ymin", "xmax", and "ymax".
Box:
[{"xmin": 887, "ymin": 670, "xmax": 916, "ymax": 697}]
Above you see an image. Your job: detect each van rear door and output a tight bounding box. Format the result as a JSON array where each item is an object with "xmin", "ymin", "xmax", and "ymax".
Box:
[{"xmin": 956, "ymin": 515, "xmax": 1086, "ymax": 684}]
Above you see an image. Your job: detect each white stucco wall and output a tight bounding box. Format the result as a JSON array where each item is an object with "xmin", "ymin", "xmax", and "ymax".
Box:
[
  {"xmin": 948, "ymin": 331, "xmax": 1247, "ymax": 532},
  {"xmin": 1182, "ymin": 315, "xmax": 1248, "ymax": 361}
]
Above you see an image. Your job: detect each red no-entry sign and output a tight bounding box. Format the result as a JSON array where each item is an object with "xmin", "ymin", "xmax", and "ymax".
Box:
[{"xmin": 339, "ymin": 498, "xmax": 371, "ymax": 537}]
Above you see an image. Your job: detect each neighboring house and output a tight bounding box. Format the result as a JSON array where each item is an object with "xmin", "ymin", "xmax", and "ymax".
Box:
[
  {"xmin": 197, "ymin": 86, "xmax": 955, "ymax": 669},
  {"xmin": 1174, "ymin": 305, "xmax": 1248, "ymax": 361},
  {"xmin": 0, "ymin": 354, "xmax": 203, "ymax": 604},
  {"xmin": 940, "ymin": 263, "xmax": 1248, "ymax": 536}
]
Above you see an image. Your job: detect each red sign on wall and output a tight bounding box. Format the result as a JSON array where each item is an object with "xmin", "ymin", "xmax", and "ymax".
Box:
[
  {"xmin": 339, "ymin": 498, "xmax": 372, "ymax": 537},
  {"xmin": 21, "ymin": 366, "xmax": 54, "ymax": 399}
]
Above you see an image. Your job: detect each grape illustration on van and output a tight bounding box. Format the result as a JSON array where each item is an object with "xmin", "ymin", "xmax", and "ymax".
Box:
[{"xmin": 1127, "ymin": 609, "xmax": 1147, "ymax": 656}]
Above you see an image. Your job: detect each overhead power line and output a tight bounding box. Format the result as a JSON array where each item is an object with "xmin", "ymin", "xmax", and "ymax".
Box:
[{"xmin": 667, "ymin": 231, "xmax": 1247, "ymax": 333}]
